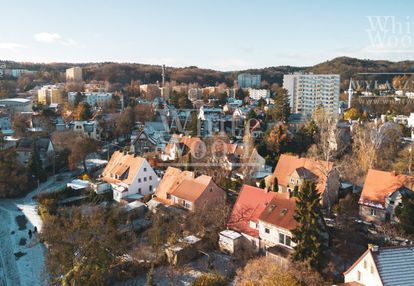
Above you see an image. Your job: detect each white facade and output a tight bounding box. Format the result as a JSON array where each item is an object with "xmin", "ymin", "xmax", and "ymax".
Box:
[
  {"xmin": 66, "ymin": 67, "xmax": 83, "ymax": 82},
  {"xmin": 344, "ymin": 248, "xmax": 383, "ymax": 286},
  {"xmin": 68, "ymin": 92, "xmax": 113, "ymax": 107},
  {"xmin": 248, "ymin": 88, "xmax": 270, "ymax": 100},
  {"xmin": 283, "ymin": 73, "xmax": 340, "ymax": 116},
  {"xmin": 257, "ymin": 221, "xmax": 295, "ymax": 249},
  {"xmin": 112, "ymin": 159, "xmax": 159, "ymax": 202}
]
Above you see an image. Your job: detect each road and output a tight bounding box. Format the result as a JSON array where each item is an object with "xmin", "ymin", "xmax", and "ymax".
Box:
[{"xmin": 0, "ymin": 172, "xmax": 73, "ymax": 286}]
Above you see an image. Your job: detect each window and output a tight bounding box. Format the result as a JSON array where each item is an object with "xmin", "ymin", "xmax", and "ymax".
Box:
[
  {"xmin": 144, "ymin": 167, "xmax": 147, "ymax": 172},
  {"xmin": 279, "ymin": 233, "xmax": 285, "ymax": 244},
  {"xmin": 149, "ymin": 185, "xmax": 153, "ymax": 192},
  {"xmin": 370, "ymin": 208, "xmax": 377, "ymax": 217},
  {"xmin": 265, "ymin": 228, "xmax": 270, "ymax": 234},
  {"xmin": 149, "ymin": 176, "xmax": 152, "ymax": 181},
  {"xmin": 138, "ymin": 188, "xmax": 141, "ymax": 194},
  {"xmin": 286, "ymin": 236, "xmax": 291, "ymax": 247},
  {"xmin": 363, "ymin": 260, "xmax": 367, "ymax": 269},
  {"xmin": 290, "ymin": 178, "xmax": 295, "ymax": 184},
  {"xmin": 138, "ymin": 178, "xmax": 141, "ymax": 183},
  {"xmin": 371, "ymin": 265, "xmax": 374, "ymax": 274},
  {"xmin": 167, "ymin": 194, "xmax": 171, "ymax": 199},
  {"xmin": 357, "ymin": 271, "xmax": 361, "ymax": 281},
  {"xmin": 144, "ymin": 177, "xmax": 147, "ymax": 182}
]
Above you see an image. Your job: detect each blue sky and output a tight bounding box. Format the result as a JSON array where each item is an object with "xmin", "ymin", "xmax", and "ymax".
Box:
[{"xmin": 0, "ymin": 0, "xmax": 413, "ymax": 70}]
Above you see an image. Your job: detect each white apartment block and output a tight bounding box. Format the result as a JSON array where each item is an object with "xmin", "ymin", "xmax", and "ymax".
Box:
[
  {"xmin": 66, "ymin": 67, "xmax": 83, "ymax": 82},
  {"xmin": 68, "ymin": 91, "xmax": 113, "ymax": 107},
  {"xmin": 283, "ymin": 73, "xmax": 340, "ymax": 116},
  {"xmin": 248, "ymin": 88, "xmax": 270, "ymax": 100}
]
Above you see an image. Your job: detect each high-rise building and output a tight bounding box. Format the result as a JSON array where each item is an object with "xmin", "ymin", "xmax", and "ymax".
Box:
[
  {"xmin": 237, "ymin": 73, "xmax": 261, "ymax": 88},
  {"xmin": 283, "ymin": 73, "xmax": 340, "ymax": 116},
  {"xmin": 38, "ymin": 84, "xmax": 65, "ymax": 105},
  {"xmin": 66, "ymin": 67, "xmax": 83, "ymax": 82}
]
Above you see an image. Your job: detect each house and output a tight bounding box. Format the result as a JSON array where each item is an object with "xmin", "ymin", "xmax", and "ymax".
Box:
[
  {"xmin": 16, "ymin": 137, "xmax": 55, "ymax": 169},
  {"xmin": 271, "ymin": 154, "xmax": 340, "ymax": 207},
  {"xmin": 359, "ymin": 169, "xmax": 414, "ymax": 224},
  {"xmin": 68, "ymin": 120, "xmax": 101, "ymax": 140},
  {"xmin": 343, "ymin": 244, "xmax": 414, "ymax": 286},
  {"xmin": 130, "ymin": 124, "xmax": 165, "ymax": 155},
  {"xmin": 162, "ymin": 135, "xmax": 203, "ymax": 161},
  {"xmin": 152, "ymin": 167, "xmax": 226, "ymax": 212},
  {"xmin": 101, "ymin": 151, "xmax": 159, "ymax": 202},
  {"xmin": 221, "ymin": 185, "xmax": 296, "ymax": 255}
]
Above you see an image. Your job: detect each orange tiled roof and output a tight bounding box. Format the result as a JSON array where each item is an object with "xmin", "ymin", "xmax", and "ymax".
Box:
[
  {"xmin": 154, "ymin": 167, "xmax": 194, "ymax": 204},
  {"xmin": 170, "ymin": 175, "xmax": 212, "ymax": 203},
  {"xmin": 273, "ymin": 154, "xmax": 333, "ymax": 194},
  {"xmin": 359, "ymin": 169, "xmax": 414, "ymax": 209},
  {"xmin": 101, "ymin": 151, "xmax": 145, "ymax": 185},
  {"xmin": 164, "ymin": 135, "xmax": 202, "ymax": 155}
]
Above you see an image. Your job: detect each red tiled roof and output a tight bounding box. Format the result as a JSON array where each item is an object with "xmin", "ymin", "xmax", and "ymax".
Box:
[
  {"xmin": 227, "ymin": 185, "xmax": 278, "ymax": 237},
  {"xmin": 273, "ymin": 154, "xmax": 333, "ymax": 194},
  {"xmin": 258, "ymin": 193, "xmax": 297, "ymax": 231},
  {"xmin": 359, "ymin": 169, "xmax": 414, "ymax": 209}
]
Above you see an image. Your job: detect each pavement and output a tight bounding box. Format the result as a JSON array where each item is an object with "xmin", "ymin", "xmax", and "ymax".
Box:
[{"xmin": 0, "ymin": 172, "xmax": 74, "ymax": 286}]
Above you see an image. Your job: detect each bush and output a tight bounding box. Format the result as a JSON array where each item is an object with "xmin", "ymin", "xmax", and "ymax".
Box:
[{"xmin": 191, "ymin": 273, "xmax": 227, "ymax": 286}]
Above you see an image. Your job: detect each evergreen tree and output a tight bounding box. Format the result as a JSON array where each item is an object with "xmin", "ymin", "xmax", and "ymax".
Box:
[
  {"xmin": 259, "ymin": 179, "xmax": 266, "ymax": 189},
  {"xmin": 395, "ymin": 197, "xmax": 414, "ymax": 234},
  {"xmin": 291, "ymin": 180, "xmax": 326, "ymax": 270},
  {"xmin": 273, "ymin": 89, "xmax": 290, "ymax": 122},
  {"xmin": 188, "ymin": 112, "xmax": 199, "ymax": 136},
  {"xmin": 28, "ymin": 139, "xmax": 47, "ymax": 182},
  {"xmin": 146, "ymin": 263, "xmax": 155, "ymax": 286},
  {"xmin": 273, "ymin": 177, "xmax": 278, "ymax": 192}
]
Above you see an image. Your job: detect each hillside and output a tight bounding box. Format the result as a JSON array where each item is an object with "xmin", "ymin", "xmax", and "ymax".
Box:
[{"xmin": 2, "ymin": 57, "xmax": 414, "ymax": 88}]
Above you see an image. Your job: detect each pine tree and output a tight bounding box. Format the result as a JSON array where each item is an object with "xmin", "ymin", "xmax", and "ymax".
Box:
[
  {"xmin": 259, "ymin": 179, "xmax": 266, "ymax": 189},
  {"xmin": 146, "ymin": 263, "xmax": 155, "ymax": 286},
  {"xmin": 28, "ymin": 139, "xmax": 47, "ymax": 182},
  {"xmin": 273, "ymin": 177, "xmax": 278, "ymax": 192},
  {"xmin": 273, "ymin": 89, "xmax": 290, "ymax": 122},
  {"xmin": 291, "ymin": 180, "xmax": 326, "ymax": 270}
]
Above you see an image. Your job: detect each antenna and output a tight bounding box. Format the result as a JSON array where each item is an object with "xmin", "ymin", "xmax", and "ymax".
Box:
[{"xmin": 161, "ymin": 64, "xmax": 166, "ymax": 87}]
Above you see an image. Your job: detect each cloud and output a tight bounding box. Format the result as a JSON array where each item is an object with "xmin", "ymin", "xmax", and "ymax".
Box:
[
  {"xmin": 0, "ymin": 42, "xmax": 25, "ymax": 51},
  {"xmin": 34, "ymin": 32, "xmax": 77, "ymax": 46}
]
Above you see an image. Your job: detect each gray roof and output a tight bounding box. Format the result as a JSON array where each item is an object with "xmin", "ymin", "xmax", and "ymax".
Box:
[{"xmin": 374, "ymin": 246, "xmax": 414, "ymax": 286}]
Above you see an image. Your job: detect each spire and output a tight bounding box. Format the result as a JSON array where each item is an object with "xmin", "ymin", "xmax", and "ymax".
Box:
[{"xmin": 348, "ymin": 78, "xmax": 354, "ymax": 108}]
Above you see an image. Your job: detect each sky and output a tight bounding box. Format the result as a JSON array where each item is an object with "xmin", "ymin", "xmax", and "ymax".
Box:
[{"xmin": 1, "ymin": 0, "xmax": 414, "ymax": 70}]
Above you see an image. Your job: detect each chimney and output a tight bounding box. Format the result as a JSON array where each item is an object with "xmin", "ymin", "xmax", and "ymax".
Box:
[{"xmin": 368, "ymin": 244, "xmax": 379, "ymax": 252}]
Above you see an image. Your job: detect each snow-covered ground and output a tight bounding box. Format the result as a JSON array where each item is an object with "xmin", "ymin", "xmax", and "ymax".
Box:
[{"xmin": 0, "ymin": 172, "xmax": 74, "ymax": 286}]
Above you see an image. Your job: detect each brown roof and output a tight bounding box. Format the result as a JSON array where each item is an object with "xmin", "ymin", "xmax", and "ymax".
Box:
[
  {"xmin": 171, "ymin": 175, "xmax": 212, "ymax": 203},
  {"xmin": 359, "ymin": 169, "xmax": 414, "ymax": 209},
  {"xmin": 101, "ymin": 151, "xmax": 145, "ymax": 185},
  {"xmin": 154, "ymin": 167, "xmax": 194, "ymax": 204},
  {"xmin": 258, "ymin": 193, "xmax": 297, "ymax": 231},
  {"xmin": 273, "ymin": 154, "xmax": 333, "ymax": 194}
]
